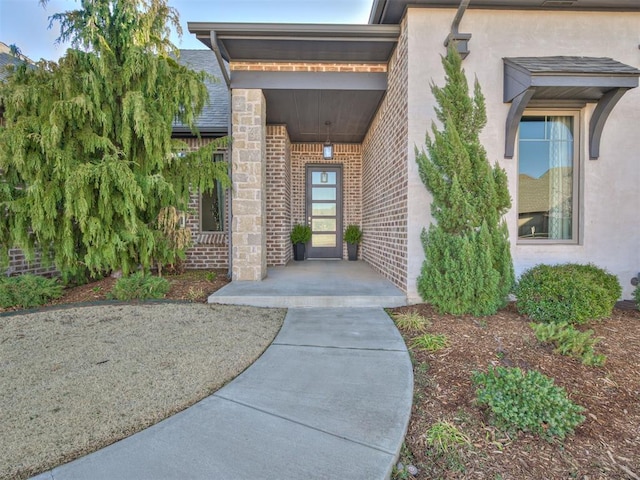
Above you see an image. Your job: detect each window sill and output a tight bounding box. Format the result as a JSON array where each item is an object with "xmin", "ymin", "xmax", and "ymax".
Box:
[{"xmin": 195, "ymin": 232, "xmax": 228, "ymax": 245}]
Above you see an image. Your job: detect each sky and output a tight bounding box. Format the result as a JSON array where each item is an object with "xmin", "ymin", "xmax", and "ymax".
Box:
[{"xmin": 0, "ymin": 0, "xmax": 374, "ymax": 61}]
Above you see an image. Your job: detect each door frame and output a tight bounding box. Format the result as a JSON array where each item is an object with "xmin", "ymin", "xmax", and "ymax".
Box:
[{"xmin": 305, "ymin": 164, "xmax": 343, "ymax": 259}]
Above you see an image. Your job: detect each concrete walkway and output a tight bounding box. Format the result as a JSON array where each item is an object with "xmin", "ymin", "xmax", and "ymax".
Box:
[
  {"xmin": 209, "ymin": 260, "xmax": 407, "ymax": 308},
  {"xmin": 34, "ymin": 262, "xmax": 413, "ymax": 480}
]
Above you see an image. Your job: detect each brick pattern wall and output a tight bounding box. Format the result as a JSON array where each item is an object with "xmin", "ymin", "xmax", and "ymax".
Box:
[
  {"xmin": 231, "ymin": 89, "xmax": 267, "ymax": 281},
  {"xmin": 5, "ymin": 249, "xmax": 57, "ymax": 277},
  {"xmin": 266, "ymin": 125, "xmax": 292, "ymax": 266},
  {"xmin": 181, "ymin": 137, "xmax": 230, "ymax": 270},
  {"xmin": 361, "ymin": 18, "xmax": 409, "ymax": 292},
  {"xmin": 290, "ymin": 144, "xmax": 362, "ymax": 259},
  {"xmin": 230, "ymin": 62, "xmax": 387, "ymax": 73}
]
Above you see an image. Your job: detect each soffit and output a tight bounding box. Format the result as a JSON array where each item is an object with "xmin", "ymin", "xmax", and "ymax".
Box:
[
  {"xmin": 370, "ymin": 0, "xmax": 640, "ymax": 24},
  {"xmin": 503, "ymin": 56, "xmax": 640, "ymax": 159},
  {"xmin": 188, "ymin": 23, "xmax": 400, "ymax": 63}
]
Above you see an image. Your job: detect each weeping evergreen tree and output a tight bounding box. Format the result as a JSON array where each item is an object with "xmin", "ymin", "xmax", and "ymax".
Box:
[
  {"xmin": 416, "ymin": 48, "xmax": 514, "ymax": 315},
  {"xmin": 0, "ymin": 0, "xmax": 229, "ymax": 280}
]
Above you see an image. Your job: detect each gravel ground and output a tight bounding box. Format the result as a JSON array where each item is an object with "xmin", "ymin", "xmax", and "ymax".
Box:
[{"xmin": 0, "ymin": 302, "xmax": 285, "ymax": 480}]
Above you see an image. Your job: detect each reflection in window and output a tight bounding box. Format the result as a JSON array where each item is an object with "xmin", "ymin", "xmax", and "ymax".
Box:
[
  {"xmin": 201, "ymin": 153, "xmax": 225, "ymax": 232},
  {"xmin": 518, "ymin": 115, "xmax": 575, "ymax": 240}
]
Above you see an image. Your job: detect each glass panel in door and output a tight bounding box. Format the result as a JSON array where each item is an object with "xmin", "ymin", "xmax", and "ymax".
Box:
[{"xmin": 306, "ymin": 166, "xmax": 342, "ymax": 258}]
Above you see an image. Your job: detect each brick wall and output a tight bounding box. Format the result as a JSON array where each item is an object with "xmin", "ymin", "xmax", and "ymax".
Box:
[
  {"xmin": 4, "ymin": 249, "xmax": 57, "ymax": 277},
  {"xmin": 290, "ymin": 143, "xmax": 362, "ymax": 259},
  {"xmin": 266, "ymin": 125, "xmax": 292, "ymax": 266},
  {"xmin": 181, "ymin": 137, "xmax": 230, "ymax": 270},
  {"xmin": 230, "ymin": 62, "xmax": 387, "ymax": 73},
  {"xmin": 361, "ymin": 18, "xmax": 409, "ymax": 292}
]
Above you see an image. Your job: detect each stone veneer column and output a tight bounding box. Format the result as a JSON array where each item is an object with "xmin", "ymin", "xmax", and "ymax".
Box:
[{"xmin": 231, "ymin": 89, "xmax": 267, "ymax": 281}]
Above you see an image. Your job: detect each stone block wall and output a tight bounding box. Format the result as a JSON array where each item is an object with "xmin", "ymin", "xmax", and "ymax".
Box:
[
  {"xmin": 266, "ymin": 125, "xmax": 292, "ymax": 266},
  {"xmin": 361, "ymin": 18, "xmax": 409, "ymax": 292},
  {"xmin": 290, "ymin": 143, "xmax": 362, "ymax": 259},
  {"xmin": 231, "ymin": 89, "xmax": 267, "ymax": 281}
]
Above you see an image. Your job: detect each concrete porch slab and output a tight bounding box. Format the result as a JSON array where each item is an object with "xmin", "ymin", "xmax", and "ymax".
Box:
[{"xmin": 208, "ymin": 260, "xmax": 407, "ymax": 308}]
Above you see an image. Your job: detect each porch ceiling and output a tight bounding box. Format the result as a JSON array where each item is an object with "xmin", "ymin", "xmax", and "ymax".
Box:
[
  {"xmin": 188, "ymin": 22, "xmax": 400, "ymax": 143},
  {"xmin": 370, "ymin": 0, "xmax": 640, "ymax": 24}
]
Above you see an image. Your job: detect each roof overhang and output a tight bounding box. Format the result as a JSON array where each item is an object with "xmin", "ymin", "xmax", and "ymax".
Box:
[
  {"xmin": 370, "ymin": 0, "xmax": 640, "ymax": 24},
  {"xmin": 188, "ymin": 23, "xmax": 400, "ymax": 63},
  {"xmin": 503, "ymin": 56, "xmax": 640, "ymax": 159},
  {"xmin": 187, "ymin": 23, "xmax": 400, "ymax": 143}
]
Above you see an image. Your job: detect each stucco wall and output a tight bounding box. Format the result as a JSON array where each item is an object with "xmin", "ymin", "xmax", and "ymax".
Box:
[{"xmin": 406, "ymin": 8, "xmax": 640, "ymax": 300}]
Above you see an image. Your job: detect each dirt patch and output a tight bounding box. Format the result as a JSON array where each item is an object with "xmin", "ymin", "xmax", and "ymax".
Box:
[
  {"xmin": 0, "ymin": 271, "xmax": 287, "ymax": 480},
  {"xmin": 390, "ymin": 303, "xmax": 640, "ymax": 480}
]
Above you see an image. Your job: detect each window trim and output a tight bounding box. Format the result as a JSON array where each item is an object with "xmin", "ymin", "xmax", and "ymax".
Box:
[
  {"xmin": 516, "ymin": 109, "xmax": 581, "ymax": 245},
  {"xmin": 199, "ymin": 152, "xmax": 226, "ymax": 234}
]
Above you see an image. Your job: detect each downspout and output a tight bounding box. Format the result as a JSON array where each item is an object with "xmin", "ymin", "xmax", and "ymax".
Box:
[
  {"xmin": 444, "ymin": 0, "xmax": 472, "ymax": 59},
  {"xmin": 210, "ymin": 30, "xmax": 233, "ymax": 280}
]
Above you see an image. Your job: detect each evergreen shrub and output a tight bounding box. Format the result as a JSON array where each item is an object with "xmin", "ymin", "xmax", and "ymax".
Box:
[
  {"xmin": 515, "ymin": 264, "xmax": 621, "ymax": 324},
  {"xmin": 0, "ymin": 274, "xmax": 63, "ymax": 309},
  {"xmin": 472, "ymin": 366, "xmax": 585, "ymax": 441},
  {"xmin": 531, "ymin": 321, "xmax": 606, "ymax": 367},
  {"xmin": 108, "ymin": 272, "xmax": 170, "ymax": 300},
  {"xmin": 416, "ymin": 48, "xmax": 513, "ymax": 315}
]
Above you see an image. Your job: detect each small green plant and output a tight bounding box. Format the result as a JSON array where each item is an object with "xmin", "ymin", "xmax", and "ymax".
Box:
[
  {"xmin": 343, "ymin": 224, "xmax": 363, "ymax": 244},
  {"xmin": 290, "ymin": 223, "xmax": 311, "ymax": 244},
  {"xmin": 0, "ymin": 274, "xmax": 63, "ymax": 309},
  {"xmin": 472, "ymin": 366, "xmax": 585, "ymax": 441},
  {"xmin": 411, "ymin": 333, "xmax": 449, "ymax": 352},
  {"xmin": 205, "ymin": 271, "xmax": 217, "ymax": 282},
  {"xmin": 531, "ymin": 321, "xmax": 606, "ymax": 367},
  {"xmin": 108, "ymin": 272, "xmax": 170, "ymax": 301},
  {"xmin": 426, "ymin": 420, "xmax": 471, "ymax": 455},
  {"xmin": 515, "ymin": 263, "xmax": 621, "ymax": 324},
  {"xmin": 634, "ymin": 285, "xmax": 640, "ymax": 310},
  {"xmin": 393, "ymin": 311, "xmax": 431, "ymax": 332}
]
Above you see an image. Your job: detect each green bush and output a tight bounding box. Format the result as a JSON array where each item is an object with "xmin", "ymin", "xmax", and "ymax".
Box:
[
  {"xmin": 515, "ymin": 263, "xmax": 621, "ymax": 324},
  {"xmin": 472, "ymin": 366, "xmax": 585, "ymax": 441},
  {"xmin": 0, "ymin": 274, "xmax": 63, "ymax": 309},
  {"xmin": 290, "ymin": 223, "xmax": 311, "ymax": 244},
  {"xmin": 531, "ymin": 322, "xmax": 606, "ymax": 367},
  {"xmin": 343, "ymin": 224, "xmax": 363, "ymax": 244},
  {"xmin": 108, "ymin": 272, "xmax": 170, "ymax": 301},
  {"xmin": 634, "ymin": 285, "xmax": 640, "ymax": 310}
]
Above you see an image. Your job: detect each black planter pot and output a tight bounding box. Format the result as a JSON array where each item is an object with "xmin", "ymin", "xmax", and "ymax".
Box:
[
  {"xmin": 293, "ymin": 243, "xmax": 306, "ymax": 261},
  {"xmin": 347, "ymin": 243, "xmax": 359, "ymax": 261}
]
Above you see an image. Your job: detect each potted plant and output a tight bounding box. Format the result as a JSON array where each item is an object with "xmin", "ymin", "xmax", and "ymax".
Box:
[
  {"xmin": 290, "ymin": 223, "xmax": 311, "ymax": 261},
  {"xmin": 344, "ymin": 224, "xmax": 362, "ymax": 261}
]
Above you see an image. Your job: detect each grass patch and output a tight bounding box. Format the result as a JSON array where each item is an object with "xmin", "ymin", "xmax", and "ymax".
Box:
[
  {"xmin": 411, "ymin": 333, "xmax": 449, "ymax": 352},
  {"xmin": 393, "ymin": 311, "xmax": 431, "ymax": 332}
]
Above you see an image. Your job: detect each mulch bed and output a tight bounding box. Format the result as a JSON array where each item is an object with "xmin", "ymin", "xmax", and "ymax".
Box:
[{"xmin": 390, "ymin": 302, "xmax": 640, "ymax": 480}]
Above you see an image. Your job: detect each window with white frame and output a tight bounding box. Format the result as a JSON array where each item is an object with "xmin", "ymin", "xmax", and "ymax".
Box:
[
  {"xmin": 517, "ymin": 112, "xmax": 579, "ymax": 242},
  {"xmin": 200, "ymin": 153, "xmax": 225, "ymax": 232}
]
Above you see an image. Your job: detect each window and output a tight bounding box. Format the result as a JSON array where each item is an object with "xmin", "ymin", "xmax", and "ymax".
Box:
[
  {"xmin": 517, "ymin": 113, "xmax": 578, "ymax": 242},
  {"xmin": 201, "ymin": 153, "xmax": 225, "ymax": 232}
]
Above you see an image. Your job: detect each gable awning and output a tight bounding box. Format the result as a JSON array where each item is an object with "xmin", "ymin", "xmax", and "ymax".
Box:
[{"xmin": 503, "ymin": 56, "xmax": 640, "ymax": 159}]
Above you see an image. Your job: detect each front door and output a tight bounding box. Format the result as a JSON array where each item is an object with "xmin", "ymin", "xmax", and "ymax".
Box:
[{"xmin": 306, "ymin": 165, "xmax": 342, "ymax": 258}]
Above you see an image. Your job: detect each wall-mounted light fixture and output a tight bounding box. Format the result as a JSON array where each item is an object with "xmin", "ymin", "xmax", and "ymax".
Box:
[{"xmin": 323, "ymin": 120, "xmax": 333, "ymax": 160}]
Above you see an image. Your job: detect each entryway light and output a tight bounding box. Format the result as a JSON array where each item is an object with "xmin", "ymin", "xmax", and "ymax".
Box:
[{"xmin": 323, "ymin": 120, "xmax": 333, "ymax": 160}]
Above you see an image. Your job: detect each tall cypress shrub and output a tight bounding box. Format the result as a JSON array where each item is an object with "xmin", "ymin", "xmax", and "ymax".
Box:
[{"xmin": 416, "ymin": 48, "xmax": 513, "ymax": 315}]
